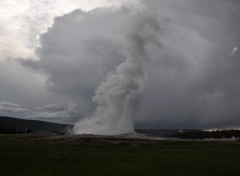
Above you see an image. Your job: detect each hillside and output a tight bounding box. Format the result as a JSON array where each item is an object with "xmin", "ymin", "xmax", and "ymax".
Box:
[{"xmin": 0, "ymin": 116, "xmax": 72, "ymax": 134}]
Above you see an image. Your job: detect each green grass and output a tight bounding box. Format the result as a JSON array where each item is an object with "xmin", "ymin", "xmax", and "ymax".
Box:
[{"xmin": 0, "ymin": 136, "xmax": 240, "ymax": 176}]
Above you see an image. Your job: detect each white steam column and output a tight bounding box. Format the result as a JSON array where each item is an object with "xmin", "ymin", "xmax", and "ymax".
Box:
[{"xmin": 74, "ymin": 7, "xmax": 161, "ymax": 135}]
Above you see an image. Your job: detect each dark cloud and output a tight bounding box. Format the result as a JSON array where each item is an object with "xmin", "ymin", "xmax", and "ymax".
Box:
[
  {"xmin": 0, "ymin": 101, "xmax": 30, "ymax": 118},
  {"xmin": 26, "ymin": 103, "xmax": 80, "ymax": 123},
  {"xmin": 0, "ymin": 60, "xmax": 53, "ymax": 107},
  {"xmin": 26, "ymin": 104, "xmax": 69, "ymax": 123},
  {"xmin": 0, "ymin": 101, "xmax": 29, "ymax": 113},
  {"xmin": 14, "ymin": 0, "xmax": 240, "ymax": 130},
  {"xmin": 135, "ymin": 0, "xmax": 240, "ymax": 129}
]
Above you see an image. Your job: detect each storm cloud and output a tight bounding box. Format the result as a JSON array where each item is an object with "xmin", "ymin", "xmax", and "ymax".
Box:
[{"xmin": 1, "ymin": 0, "xmax": 240, "ymax": 131}]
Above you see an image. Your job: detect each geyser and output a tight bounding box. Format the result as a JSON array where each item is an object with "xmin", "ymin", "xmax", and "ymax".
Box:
[{"xmin": 73, "ymin": 7, "xmax": 161, "ymax": 135}]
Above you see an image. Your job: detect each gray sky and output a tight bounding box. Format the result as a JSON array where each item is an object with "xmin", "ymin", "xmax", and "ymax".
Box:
[{"xmin": 0, "ymin": 0, "xmax": 240, "ymax": 130}]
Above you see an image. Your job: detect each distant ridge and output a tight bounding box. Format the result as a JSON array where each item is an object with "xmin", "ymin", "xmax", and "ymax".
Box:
[
  {"xmin": 0, "ymin": 116, "xmax": 73, "ymax": 134},
  {"xmin": 3, "ymin": 116, "xmax": 238, "ymax": 139}
]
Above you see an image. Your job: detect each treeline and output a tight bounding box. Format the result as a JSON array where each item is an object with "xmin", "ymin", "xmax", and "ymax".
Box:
[
  {"xmin": 168, "ymin": 130, "xmax": 240, "ymax": 139},
  {"xmin": 0, "ymin": 125, "xmax": 34, "ymax": 134},
  {"xmin": 0, "ymin": 125, "xmax": 66, "ymax": 134}
]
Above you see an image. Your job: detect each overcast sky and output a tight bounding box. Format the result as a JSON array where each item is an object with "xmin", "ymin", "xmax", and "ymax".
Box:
[{"xmin": 0, "ymin": 0, "xmax": 240, "ymax": 131}]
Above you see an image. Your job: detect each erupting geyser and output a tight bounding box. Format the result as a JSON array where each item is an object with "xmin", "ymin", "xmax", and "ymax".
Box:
[{"xmin": 73, "ymin": 7, "xmax": 161, "ymax": 135}]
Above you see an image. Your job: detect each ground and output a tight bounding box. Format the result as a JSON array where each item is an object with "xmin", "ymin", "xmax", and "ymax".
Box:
[{"xmin": 0, "ymin": 134, "xmax": 240, "ymax": 176}]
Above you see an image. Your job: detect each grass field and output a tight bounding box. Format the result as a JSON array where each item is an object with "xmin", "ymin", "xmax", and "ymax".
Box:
[{"xmin": 0, "ymin": 134, "xmax": 240, "ymax": 176}]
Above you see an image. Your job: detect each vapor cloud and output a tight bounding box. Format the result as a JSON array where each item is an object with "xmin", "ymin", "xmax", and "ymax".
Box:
[{"xmin": 73, "ymin": 7, "xmax": 161, "ymax": 134}]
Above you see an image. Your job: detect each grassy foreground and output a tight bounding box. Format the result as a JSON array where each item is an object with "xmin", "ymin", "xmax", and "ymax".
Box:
[{"xmin": 0, "ymin": 135, "xmax": 240, "ymax": 176}]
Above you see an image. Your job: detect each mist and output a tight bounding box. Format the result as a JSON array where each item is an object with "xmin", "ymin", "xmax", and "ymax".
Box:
[{"xmin": 73, "ymin": 7, "xmax": 161, "ymax": 134}]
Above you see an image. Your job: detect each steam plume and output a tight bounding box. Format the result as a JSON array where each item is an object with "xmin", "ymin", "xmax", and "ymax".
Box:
[{"xmin": 73, "ymin": 7, "xmax": 160, "ymax": 135}]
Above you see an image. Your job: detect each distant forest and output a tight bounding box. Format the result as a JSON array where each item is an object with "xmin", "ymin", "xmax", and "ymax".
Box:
[
  {"xmin": 0, "ymin": 125, "xmax": 63, "ymax": 134},
  {"xmin": 0, "ymin": 125, "xmax": 34, "ymax": 134}
]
